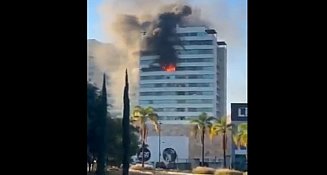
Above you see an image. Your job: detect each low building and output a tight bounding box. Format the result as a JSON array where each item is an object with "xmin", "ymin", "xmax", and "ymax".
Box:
[{"xmin": 230, "ymin": 103, "xmax": 247, "ymax": 171}]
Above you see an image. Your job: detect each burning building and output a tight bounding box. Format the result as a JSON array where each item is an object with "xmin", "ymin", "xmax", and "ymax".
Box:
[
  {"xmin": 139, "ymin": 25, "xmax": 227, "ymax": 122},
  {"xmin": 138, "ymin": 25, "xmax": 228, "ymax": 166}
]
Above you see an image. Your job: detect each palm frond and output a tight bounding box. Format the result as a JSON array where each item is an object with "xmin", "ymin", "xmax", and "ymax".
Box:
[
  {"xmin": 199, "ymin": 112, "xmax": 208, "ymax": 121},
  {"xmin": 207, "ymin": 116, "xmax": 217, "ymax": 122},
  {"xmin": 133, "ymin": 106, "xmax": 143, "ymax": 113},
  {"xmin": 144, "ymin": 106, "xmax": 155, "ymax": 114},
  {"xmin": 209, "ymin": 125, "xmax": 216, "ymax": 142},
  {"xmin": 233, "ymin": 134, "xmax": 241, "ymax": 148},
  {"xmin": 238, "ymin": 123, "xmax": 247, "ymax": 132},
  {"xmin": 148, "ymin": 113, "xmax": 159, "ymax": 133},
  {"xmin": 132, "ymin": 106, "xmax": 144, "ymax": 121},
  {"xmin": 227, "ymin": 123, "xmax": 234, "ymax": 128},
  {"xmin": 191, "ymin": 124, "xmax": 200, "ymax": 138},
  {"xmin": 190, "ymin": 119, "xmax": 200, "ymax": 124},
  {"xmin": 232, "ymin": 123, "xmax": 247, "ymax": 148}
]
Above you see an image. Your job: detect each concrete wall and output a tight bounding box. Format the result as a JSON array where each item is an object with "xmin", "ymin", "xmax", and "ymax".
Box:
[{"xmin": 145, "ymin": 123, "xmax": 232, "ymax": 165}]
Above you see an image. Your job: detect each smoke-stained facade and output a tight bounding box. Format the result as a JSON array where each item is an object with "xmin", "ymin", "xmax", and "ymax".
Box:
[
  {"xmin": 141, "ymin": 5, "xmax": 192, "ymax": 69},
  {"xmin": 139, "ymin": 26, "xmax": 227, "ymax": 121}
]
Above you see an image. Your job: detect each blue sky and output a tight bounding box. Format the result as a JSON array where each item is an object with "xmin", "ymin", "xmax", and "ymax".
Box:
[{"xmin": 87, "ymin": 0, "xmax": 247, "ymax": 115}]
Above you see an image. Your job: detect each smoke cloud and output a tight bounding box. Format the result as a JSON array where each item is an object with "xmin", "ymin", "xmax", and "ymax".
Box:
[
  {"xmin": 89, "ymin": 0, "xmax": 246, "ymax": 115},
  {"xmin": 90, "ymin": 0, "xmax": 205, "ymax": 114},
  {"xmin": 142, "ymin": 4, "xmax": 192, "ymax": 68}
]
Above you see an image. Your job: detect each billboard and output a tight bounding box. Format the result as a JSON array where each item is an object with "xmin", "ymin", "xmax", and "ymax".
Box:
[{"xmin": 231, "ymin": 103, "xmax": 247, "ymax": 122}]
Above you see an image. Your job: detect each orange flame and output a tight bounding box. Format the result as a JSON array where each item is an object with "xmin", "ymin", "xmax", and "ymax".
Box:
[{"xmin": 162, "ymin": 64, "xmax": 176, "ymax": 72}]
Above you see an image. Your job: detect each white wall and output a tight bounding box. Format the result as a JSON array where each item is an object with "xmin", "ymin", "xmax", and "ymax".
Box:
[{"xmin": 145, "ymin": 136, "xmax": 189, "ymax": 163}]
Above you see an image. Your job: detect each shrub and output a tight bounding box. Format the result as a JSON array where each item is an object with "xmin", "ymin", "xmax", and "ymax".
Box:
[
  {"xmin": 214, "ymin": 169, "xmax": 243, "ymax": 175},
  {"xmin": 192, "ymin": 166, "xmax": 216, "ymax": 174},
  {"xmin": 130, "ymin": 164, "xmax": 155, "ymax": 171},
  {"xmin": 108, "ymin": 169, "xmax": 154, "ymax": 175},
  {"xmin": 129, "ymin": 169, "xmax": 154, "ymax": 175}
]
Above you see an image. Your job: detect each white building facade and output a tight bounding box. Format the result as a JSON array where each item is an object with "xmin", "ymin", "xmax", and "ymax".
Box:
[
  {"xmin": 139, "ymin": 26, "xmax": 227, "ymax": 123},
  {"xmin": 136, "ymin": 26, "xmax": 229, "ymax": 167}
]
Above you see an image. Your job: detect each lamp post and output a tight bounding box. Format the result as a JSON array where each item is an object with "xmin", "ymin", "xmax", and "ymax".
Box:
[{"xmin": 158, "ymin": 122, "xmax": 162, "ymax": 163}]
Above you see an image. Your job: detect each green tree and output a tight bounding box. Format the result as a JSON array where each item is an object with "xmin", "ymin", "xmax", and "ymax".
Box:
[
  {"xmin": 87, "ymin": 77, "xmax": 112, "ymax": 174},
  {"xmin": 107, "ymin": 118, "xmax": 139, "ymax": 166},
  {"xmin": 190, "ymin": 112, "xmax": 215, "ymax": 166},
  {"xmin": 131, "ymin": 106, "xmax": 159, "ymax": 167},
  {"xmin": 210, "ymin": 116, "xmax": 232, "ymax": 168},
  {"xmin": 87, "ymin": 82, "xmax": 98, "ymax": 152},
  {"xmin": 122, "ymin": 70, "xmax": 130, "ymax": 175},
  {"xmin": 87, "ymin": 82, "xmax": 99, "ymax": 172}
]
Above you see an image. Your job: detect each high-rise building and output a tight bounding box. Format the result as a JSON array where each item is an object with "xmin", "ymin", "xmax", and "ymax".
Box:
[
  {"xmin": 87, "ymin": 39, "xmax": 107, "ymax": 87},
  {"xmin": 88, "ymin": 39, "xmax": 139, "ymax": 118},
  {"xmin": 137, "ymin": 26, "xmax": 229, "ymax": 166},
  {"xmin": 139, "ymin": 26, "xmax": 227, "ymax": 123},
  {"xmin": 87, "ymin": 39, "xmax": 116, "ymax": 115}
]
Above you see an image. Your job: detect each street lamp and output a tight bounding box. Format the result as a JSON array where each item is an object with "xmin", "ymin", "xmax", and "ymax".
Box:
[{"xmin": 158, "ymin": 122, "xmax": 162, "ymax": 163}]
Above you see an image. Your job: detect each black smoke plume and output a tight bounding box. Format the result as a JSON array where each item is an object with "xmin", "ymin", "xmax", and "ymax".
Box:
[{"xmin": 142, "ymin": 5, "xmax": 192, "ymax": 69}]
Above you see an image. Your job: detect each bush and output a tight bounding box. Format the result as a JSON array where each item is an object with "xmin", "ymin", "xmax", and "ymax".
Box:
[
  {"xmin": 214, "ymin": 169, "xmax": 243, "ymax": 175},
  {"xmin": 108, "ymin": 169, "xmax": 154, "ymax": 175},
  {"xmin": 129, "ymin": 170, "xmax": 154, "ymax": 175},
  {"xmin": 192, "ymin": 166, "xmax": 216, "ymax": 174},
  {"xmin": 155, "ymin": 162, "xmax": 166, "ymax": 169},
  {"xmin": 130, "ymin": 164, "xmax": 155, "ymax": 171}
]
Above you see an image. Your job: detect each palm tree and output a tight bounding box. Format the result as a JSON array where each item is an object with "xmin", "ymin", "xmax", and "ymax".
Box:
[
  {"xmin": 131, "ymin": 106, "xmax": 159, "ymax": 167},
  {"xmin": 210, "ymin": 116, "xmax": 233, "ymax": 168},
  {"xmin": 190, "ymin": 112, "xmax": 215, "ymax": 166},
  {"xmin": 233, "ymin": 123, "xmax": 247, "ymax": 158}
]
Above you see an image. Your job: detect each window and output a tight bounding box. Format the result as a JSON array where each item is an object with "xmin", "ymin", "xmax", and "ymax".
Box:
[
  {"xmin": 140, "ymin": 84, "xmax": 153, "ymax": 88},
  {"xmin": 203, "ymin": 99, "xmax": 213, "ymax": 103},
  {"xmin": 141, "ymin": 83, "xmax": 213, "ymax": 88},
  {"xmin": 177, "ymin": 32, "xmax": 197, "ymax": 37},
  {"xmin": 202, "ymin": 91, "xmax": 214, "ymax": 95},
  {"xmin": 181, "ymin": 40, "xmax": 213, "ymax": 45},
  {"xmin": 187, "ymin": 108, "xmax": 212, "ymax": 112},
  {"xmin": 139, "ymin": 91, "xmax": 213, "ymax": 96},
  {"xmin": 140, "ymin": 59, "xmax": 155, "ymax": 65},
  {"xmin": 188, "ymin": 108, "xmax": 197, "ymax": 112},
  {"xmin": 176, "ymin": 108, "xmax": 185, "ymax": 112},
  {"xmin": 159, "ymin": 116, "xmax": 176, "ymax": 120},
  {"xmin": 139, "ymin": 99, "xmax": 212, "ymax": 105},
  {"xmin": 197, "ymin": 32, "xmax": 207, "ymax": 36},
  {"xmin": 238, "ymin": 107, "xmax": 248, "ymax": 117},
  {"xmin": 177, "ymin": 32, "xmax": 208, "ymax": 37},
  {"xmin": 140, "ymin": 75, "xmax": 165, "ymax": 80},
  {"xmin": 141, "ymin": 66, "xmax": 214, "ymax": 72},
  {"xmin": 178, "ymin": 58, "xmax": 213, "ymax": 63},
  {"xmin": 139, "ymin": 100, "xmax": 153, "ymax": 105},
  {"xmin": 188, "ymin": 83, "xmax": 212, "ymax": 87},
  {"xmin": 177, "ymin": 91, "xmax": 185, "ymax": 95},
  {"xmin": 177, "ymin": 66, "xmax": 214, "ymax": 71},
  {"xmin": 176, "ymin": 49, "xmax": 213, "ymax": 55},
  {"xmin": 177, "ymin": 100, "xmax": 186, "ymax": 104}
]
